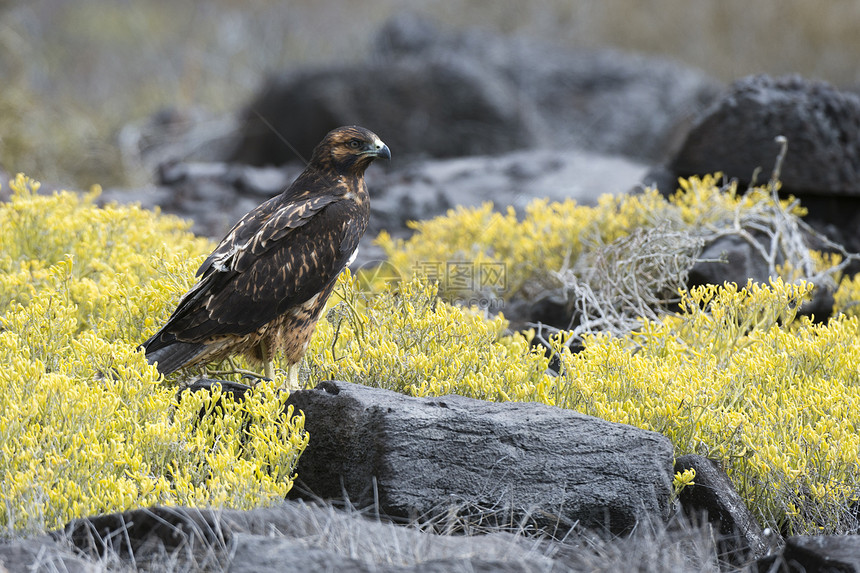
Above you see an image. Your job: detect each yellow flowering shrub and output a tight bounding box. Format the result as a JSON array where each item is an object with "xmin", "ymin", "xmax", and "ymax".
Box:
[
  {"xmin": 362, "ymin": 174, "xmax": 860, "ymax": 534},
  {"xmin": 6, "ymin": 172, "xmax": 860, "ymax": 538},
  {"xmin": 373, "ymin": 175, "xmax": 839, "ymax": 345},
  {"xmin": 0, "ymin": 175, "xmax": 308, "ymax": 535},
  {"xmin": 308, "ymin": 272, "xmax": 553, "ymax": 403},
  {"xmin": 834, "ymin": 272, "xmax": 860, "ymax": 318},
  {"xmin": 378, "ymin": 175, "xmax": 781, "ymax": 298},
  {"xmin": 554, "ymin": 278, "xmax": 860, "ymax": 534},
  {"xmin": 311, "ymin": 273, "xmax": 860, "ymax": 535},
  {"xmin": 376, "ymin": 188, "xmax": 675, "ymax": 301}
]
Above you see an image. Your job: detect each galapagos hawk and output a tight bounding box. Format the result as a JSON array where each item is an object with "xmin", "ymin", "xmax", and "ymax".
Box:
[{"xmin": 142, "ymin": 125, "xmax": 390, "ymax": 388}]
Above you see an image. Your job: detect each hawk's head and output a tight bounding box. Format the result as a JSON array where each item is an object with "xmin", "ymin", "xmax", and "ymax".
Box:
[{"xmin": 312, "ymin": 126, "xmax": 391, "ymax": 175}]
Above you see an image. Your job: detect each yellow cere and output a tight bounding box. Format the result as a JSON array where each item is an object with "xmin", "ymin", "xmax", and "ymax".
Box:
[
  {"xmin": 4, "ymin": 173, "xmax": 860, "ymax": 537},
  {"xmin": 0, "ymin": 175, "xmax": 308, "ymax": 535}
]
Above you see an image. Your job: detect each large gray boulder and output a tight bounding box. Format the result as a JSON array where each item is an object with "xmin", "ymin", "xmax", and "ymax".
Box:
[
  {"xmin": 374, "ymin": 12, "xmax": 720, "ymax": 162},
  {"xmin": 648, "ymin": 74, "xmax": 860, "ymax": 263},
  {"xmin": 666, "ymin": 74, "xmax": 860, "ymax": 195},
  {"xmin": 230, "ymin": 13, "xmax": 719, "ymax": 166},
  {"xmin": 285, "ymin": 380, "xmax": 674, "ymax": 536},
  {"xmin": 230, "ymin": 57, "xmax": 544, "ymax": 166}
]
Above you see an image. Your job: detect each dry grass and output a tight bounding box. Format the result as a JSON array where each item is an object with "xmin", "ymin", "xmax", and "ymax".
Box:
[{"xmin": 39, "ymin": 502, "xmax": 760, "ymax": 572}]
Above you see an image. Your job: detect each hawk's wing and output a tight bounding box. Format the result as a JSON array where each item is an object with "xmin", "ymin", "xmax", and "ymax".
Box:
[
  {"xmin": 152, "ymin": 192, "xmax": 362, "ymax": 344},
  {"xmin": 196, "ymin": 193, "xmax": 341, "ymax": 277}
]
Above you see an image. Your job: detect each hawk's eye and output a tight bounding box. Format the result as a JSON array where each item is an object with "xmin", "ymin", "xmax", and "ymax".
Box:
[{"xmin": 347, "ymin": 139, "xmax": 362, "ymax": 149}]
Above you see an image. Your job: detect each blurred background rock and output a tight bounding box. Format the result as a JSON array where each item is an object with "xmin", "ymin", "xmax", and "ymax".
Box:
[{"xmin": 1, "ymin": 0, "xmax": 859, "ymax": 190}]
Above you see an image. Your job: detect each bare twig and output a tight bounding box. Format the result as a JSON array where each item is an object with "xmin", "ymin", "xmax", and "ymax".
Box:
[{"xmin": 530, "ymin": 145, "xmax": 857, "ymax": 349}]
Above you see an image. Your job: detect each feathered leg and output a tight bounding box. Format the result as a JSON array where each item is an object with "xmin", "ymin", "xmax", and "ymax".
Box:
[{"xmin": 260, "ymin": 339, "xmax": 275, "ymax": 380}]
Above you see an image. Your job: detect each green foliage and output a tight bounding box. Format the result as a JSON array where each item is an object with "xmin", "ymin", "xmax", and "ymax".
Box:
[{"xmin": 0, "ymin": 175, "xmax": 308, "ymax": 535}]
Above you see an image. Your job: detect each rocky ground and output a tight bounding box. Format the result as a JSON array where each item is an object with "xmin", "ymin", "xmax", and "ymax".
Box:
[{"xmin": 4, "ymin": 382, "xmax": 860, "ymax": 572}]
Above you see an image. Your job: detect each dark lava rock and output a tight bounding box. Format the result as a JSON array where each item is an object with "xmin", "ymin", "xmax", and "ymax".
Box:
[
  {"xmin": 231, "ymin": 56, "xmax": 544, "ymax": 165},
  {"xmin": 674, "ymin": 455, "xmax": 769, "ymax": 564},
  {"xmin": 230, "ymin": 13, "xmax": 719, "ymax": 166},
  {"xmin": 649, "ymin": 74, "xmax": 860, "ymax": 260},
  {"xmin": 285, "ymin": 380, "xmax": 674, "ymax": 537},
  {"xmin": 757, "ymin": 535, "xmax": 860, "ymax": 573},
  {"xmin": 668, "ymin": 74, "xmax": 860, "ymax": 195},
  {"xmin": 687, "ymin": 233, "xmax": 835, "ymax": 321}
]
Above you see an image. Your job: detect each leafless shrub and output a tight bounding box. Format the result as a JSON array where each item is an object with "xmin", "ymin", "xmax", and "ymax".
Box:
[
  {"xmin": 556, "ymin": 226, "xmax": 705, "ymax": 340},
  {"xmin": 536, "ymin": 138, "xmax": 860, "ymax": 349}
]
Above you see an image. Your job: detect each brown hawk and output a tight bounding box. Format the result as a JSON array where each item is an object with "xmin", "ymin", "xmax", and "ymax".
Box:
[{"xmin": 142, "ymin": 126, "xmax": 390, "ymax": 387}]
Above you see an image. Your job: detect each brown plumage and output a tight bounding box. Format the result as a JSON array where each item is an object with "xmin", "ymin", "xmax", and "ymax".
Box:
[{"xmin": 142, "ymin": 126, "xmax": 390, "ymax": 387}]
